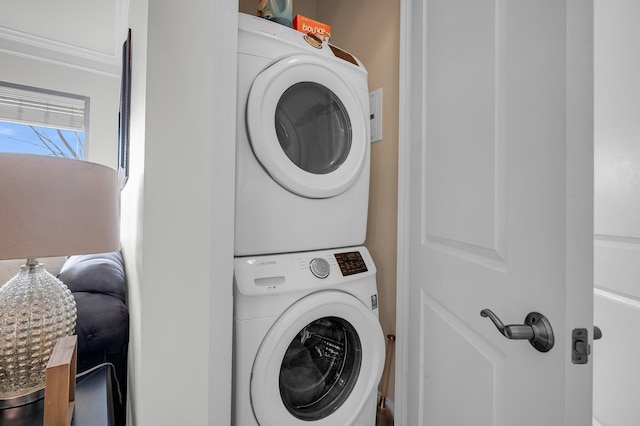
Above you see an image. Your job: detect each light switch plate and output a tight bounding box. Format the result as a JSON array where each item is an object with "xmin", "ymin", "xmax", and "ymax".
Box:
[{"xmin": 369, "ymin": 88, "xmax": 382, "ymax": 143}]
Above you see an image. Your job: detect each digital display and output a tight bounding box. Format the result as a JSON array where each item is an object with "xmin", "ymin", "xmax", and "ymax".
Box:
[{"xmin": 334, "ymin": 251, "xmax": 368, "ymax": 276}]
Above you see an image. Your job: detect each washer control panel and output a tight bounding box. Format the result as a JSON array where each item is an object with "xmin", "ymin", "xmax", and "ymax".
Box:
[
  {"xmin": 307, "ymin": 250, "xmax": 369, "ymax": 279},
  {"xmin": 234, "ymin": 246, "xmax": 375, "ymax": 296},
  {"xmin": 310, "ymin": 257, "xmax": 330, "ymax": 279},
  {"xmin": 334, "ymin": 251, "xmax": 368, "ymax": 276}
]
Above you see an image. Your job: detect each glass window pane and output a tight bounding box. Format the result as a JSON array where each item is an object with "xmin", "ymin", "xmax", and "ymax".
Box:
[
  {"xmin": 0, "ymin": 121, "xmax": 84, "ymax": 159},
  {"xmin": 275, "ymin": 82, "xmax": 352, "ymax": 174},
  {"xmin": 0, "ymin": 82, "xmax": 86, "ymax": 159},
  {"xmin": 279, "ymin": 317, "xmax": 362, "ymax": 421}
]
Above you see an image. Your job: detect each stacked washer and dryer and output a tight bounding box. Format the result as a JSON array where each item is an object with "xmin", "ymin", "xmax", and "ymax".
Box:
[{"xmin": 232, "ymin": 13, "xmax": 385, "ymax": 426}]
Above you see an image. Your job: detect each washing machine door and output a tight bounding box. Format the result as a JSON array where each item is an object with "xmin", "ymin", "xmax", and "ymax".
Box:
[
  {"xmin": 246, "ymin": 55, "xmax": 368, "ymax": 199},
  {"xmin": 251, "ymin": 291, "xmax": 384, "ymax": 425}
]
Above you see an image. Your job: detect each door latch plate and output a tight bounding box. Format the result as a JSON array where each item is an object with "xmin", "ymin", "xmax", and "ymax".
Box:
[{"xmin": 572, "ymin": 328, "xmax": 590, "ymax": 364}]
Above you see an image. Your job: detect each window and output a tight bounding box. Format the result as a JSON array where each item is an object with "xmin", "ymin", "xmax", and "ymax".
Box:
[{"xmin": 0, "ymin": 82, "xmax": 88, "ymax": 159}]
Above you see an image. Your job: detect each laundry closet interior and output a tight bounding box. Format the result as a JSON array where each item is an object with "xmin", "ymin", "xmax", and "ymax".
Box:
[{"xmin": 234, "ymin": 1, "xmax": 401, "ymax": 424}]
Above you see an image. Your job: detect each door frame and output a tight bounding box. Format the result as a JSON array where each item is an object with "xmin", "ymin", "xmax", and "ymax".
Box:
[
  {"xmin": 395, "ymin": 1, "xmax": 595, "ymax": 425},
  {"xmin": 394, "ymin": 0, "xmax": 413, "ymax": 424}
]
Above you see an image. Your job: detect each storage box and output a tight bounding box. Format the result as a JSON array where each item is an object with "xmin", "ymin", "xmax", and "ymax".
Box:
[{"xmin": 293, "ymin": 14, "xmax": 331, "ymax": 42}]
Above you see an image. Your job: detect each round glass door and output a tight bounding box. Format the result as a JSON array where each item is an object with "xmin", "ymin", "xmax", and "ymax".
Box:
[
  {"xmin": 279, "ymin": 317, "xmax": 361, "ymax": 420},
  {"xmin": 250, "ymin": 291, "xmax": 385, "ymax": 426},
  {"xmin": 275, "ymin": 83, "xmax": 352, "ymax": 175},
  {"xmin": 247, "ymin": 55, "xmax": 368, "ymax": 198}
]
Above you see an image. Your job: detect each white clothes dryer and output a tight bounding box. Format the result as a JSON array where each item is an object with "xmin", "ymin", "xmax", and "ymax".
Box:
[
  {"xmin": 235, "ymin": 13, "xmax": 371, "ymax": 256},
  {"xmin": 233, "ymin": 246, "xmax": 385, "ymax": 426}
]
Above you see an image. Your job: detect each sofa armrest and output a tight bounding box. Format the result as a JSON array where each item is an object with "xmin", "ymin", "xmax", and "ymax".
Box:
[
  {"xmin": 59, "ymin": 252, "xmax": 126, "ymax": 302},
  {"xmin": 58, "ymin": 251, "xmax": 129, "ymax": 355}
]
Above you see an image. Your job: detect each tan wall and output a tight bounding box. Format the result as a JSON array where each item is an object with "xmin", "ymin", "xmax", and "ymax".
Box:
[
  {"xmin": 237, "ymin": 0, "xmax": 400, "ymax": 402},
  {"xmin": 239, "ymin": 0, "xmax": 316, "ymax": 18},
  {"xmin": 316, "ymin": 1, "xmax": 399, "ymax": 401}
]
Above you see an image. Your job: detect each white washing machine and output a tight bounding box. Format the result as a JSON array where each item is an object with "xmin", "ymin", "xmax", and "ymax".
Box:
[
  {"xmin": 235, "ymin": 13, "xmax": 371, "ymax": 256},
  {"xmin": 233, "ymin": 246, "xmax": 385, "ymax": 426}
]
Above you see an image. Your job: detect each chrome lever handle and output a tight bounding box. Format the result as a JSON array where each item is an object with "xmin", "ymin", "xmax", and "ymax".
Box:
[
  {"xmin": 480, "ymin": 309, "xmax": 554, "ymax": 353},
  {"xmin": 480, "ymin": 309, "xmax": 534, "ymax": 340}
]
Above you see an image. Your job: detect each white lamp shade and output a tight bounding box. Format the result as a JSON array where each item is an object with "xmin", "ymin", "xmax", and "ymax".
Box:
[{"xmin": 0, "ymin": 153, "xmax": 119, "ymax": 260}]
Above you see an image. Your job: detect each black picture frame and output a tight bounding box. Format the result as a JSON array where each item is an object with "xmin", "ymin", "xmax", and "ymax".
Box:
[{"xmin": 118, "ymin": 29, "xmax": 132, "ymax": 189}]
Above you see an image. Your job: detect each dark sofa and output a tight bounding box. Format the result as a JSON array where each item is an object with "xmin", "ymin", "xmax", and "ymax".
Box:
[{"xmin": 58, "ymin": 251, "xmax": 129, "ymax": 426}]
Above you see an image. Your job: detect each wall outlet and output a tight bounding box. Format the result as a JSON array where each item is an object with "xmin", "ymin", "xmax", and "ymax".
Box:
[{"xmin": 369, "ymin": 87, "xmax": 383, "ymax": 143}]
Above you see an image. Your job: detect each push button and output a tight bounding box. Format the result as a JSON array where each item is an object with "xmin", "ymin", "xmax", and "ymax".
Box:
[{"xmin": 309, "ymin": 257, "xmax": 330, "ymax": 279}]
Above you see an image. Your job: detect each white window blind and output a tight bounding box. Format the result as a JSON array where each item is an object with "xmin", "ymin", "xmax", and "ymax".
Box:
[{"xmin": 0, "ymin": 84, "xmax": 86, "ymax": 132}]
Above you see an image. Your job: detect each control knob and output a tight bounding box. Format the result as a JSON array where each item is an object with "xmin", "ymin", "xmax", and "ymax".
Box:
[{"xmin": 310, "ymin": 257, "xmax": 330, "ymax": 279}]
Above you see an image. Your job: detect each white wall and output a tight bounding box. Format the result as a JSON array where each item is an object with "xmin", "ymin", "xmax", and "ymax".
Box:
[
  {"xmin": 0, "ymin": 0, "xmax": 121, "ymax": 57},
  {"xmin": 119, "ymin": 0, "xmax": 147, "ymax": 423},
  {"xmin": 0, "ymin": 53, "xmax": 120, "ymax": 168},
  {"xmin": 0, "ymin": 1, "xmax": 125, "ymax": 168},
  {"xmin": 2, "ymin": 3, "xmax": 238, "ymax": 424},
  {"xmin": 593, "ymin": 1, "xmax": 640, "ymax": 425},
  {"xmin": 120, "ymin": 0, "xmax": 237, "ymax": 424},
  {"xmin": 0, "ymin": 2, "xmax": 122, "ymax": 282}
]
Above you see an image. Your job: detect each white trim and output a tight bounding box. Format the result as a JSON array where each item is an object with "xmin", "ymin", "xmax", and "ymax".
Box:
[
  {"xmin": 207, "ymin": 2, "xmax": 238, "ymax": 424},
  {"xmin": 594, "ymin": 288, "xmax": 640, "ymax": 310},
  {"xmin": 0, "ymin": 26, "xmax": 120, "ymax": 77},
  {"xmin": 395, "ymin": 0, "xmax": 412, "ymax": 425}
]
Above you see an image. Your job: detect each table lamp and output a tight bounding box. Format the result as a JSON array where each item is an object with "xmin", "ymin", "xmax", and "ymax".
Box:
[{"xmin": 0, "ymin": 153, "xmax": 119, "ymax": 408}]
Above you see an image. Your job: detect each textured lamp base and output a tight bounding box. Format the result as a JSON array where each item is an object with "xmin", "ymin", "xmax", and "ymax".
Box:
[
  {"xmin": 0, "ymin": 259, "xmax": 77, "ymax": 408},
  {"xmin": 0, "ymin": 388, "xmax": 44, "ymax": 409}
]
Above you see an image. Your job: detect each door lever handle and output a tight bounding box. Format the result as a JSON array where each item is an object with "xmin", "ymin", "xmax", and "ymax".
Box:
[{"xmin": 480, "ymin": 309, "xmax": 554, "ymax": 353}]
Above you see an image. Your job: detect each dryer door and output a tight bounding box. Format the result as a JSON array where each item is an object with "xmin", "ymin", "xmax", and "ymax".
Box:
[
  {"xmin": 246, "ymin": 55, "xmax": 368, "ymax": 198},
  {"xmin": 251, "ymin": 291, "xmax": 384, "ymax": 425}
]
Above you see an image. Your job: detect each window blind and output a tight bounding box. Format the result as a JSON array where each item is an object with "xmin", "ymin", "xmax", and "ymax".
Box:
[{"xmin": 0, "ymin": 84, "xmax": 86, "ymax": 132}]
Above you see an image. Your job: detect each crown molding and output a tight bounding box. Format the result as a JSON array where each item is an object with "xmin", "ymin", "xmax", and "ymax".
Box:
[{"xmin": 0, "ymin": 26, "xmax": 120, "ymax": 77}]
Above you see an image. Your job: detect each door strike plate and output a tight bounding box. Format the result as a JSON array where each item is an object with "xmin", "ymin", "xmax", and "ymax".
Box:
[{"xmin": 572, "ymin": 328, "xmax": 590, "ymax": 364}]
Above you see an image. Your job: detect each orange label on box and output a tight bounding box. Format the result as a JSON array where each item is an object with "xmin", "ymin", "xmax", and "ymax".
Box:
[{"xmin": 293, "ymin": 14, "xmax": 331, "ymax": 42}]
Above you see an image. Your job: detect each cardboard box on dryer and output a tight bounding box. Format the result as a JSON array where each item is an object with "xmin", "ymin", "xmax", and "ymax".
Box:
[{"xmin": 293, "ymin": 14, "xmax": 331, "ymax": 42}]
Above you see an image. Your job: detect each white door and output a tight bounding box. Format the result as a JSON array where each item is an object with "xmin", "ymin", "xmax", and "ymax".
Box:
[
  {"xmin": 396, "ymin": 1, "xmax": 594, "ymax": 425},
  {"xmin": 593, "ymin": 1, "xmax": 640, "ymax": 424}
]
